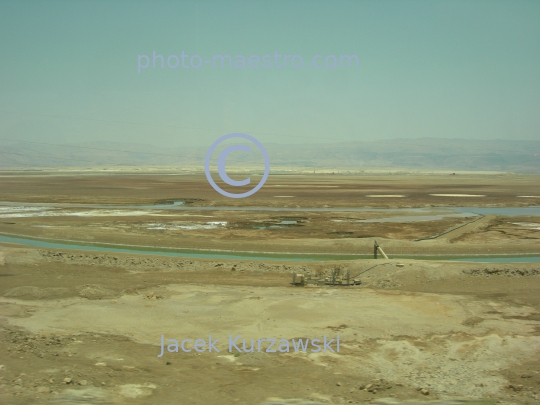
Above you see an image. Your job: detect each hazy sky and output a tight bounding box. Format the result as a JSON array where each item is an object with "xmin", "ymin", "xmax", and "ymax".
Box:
[{"xmin": 0, "ymin": 0, "xmax": 539, "ymax": 149}]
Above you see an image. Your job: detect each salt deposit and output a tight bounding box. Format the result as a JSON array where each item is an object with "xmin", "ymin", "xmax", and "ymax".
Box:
[
  {"xmin": 146, "ymin": 222, "xmax": 227, "ymax": 231},
  {"xmin": 0, "ymin": 208, "xmax": 166, "ymax": 218},
  {"xmin": 512, "ymin": 222, "xmax": 540, "ymax": 230},
  {"xmin": 430, "ymin": 194, "xmax": 486, "ymax": 197}
]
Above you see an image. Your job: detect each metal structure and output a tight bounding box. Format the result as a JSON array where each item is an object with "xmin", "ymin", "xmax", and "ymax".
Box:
[
  {"xmin": 291, "ymin": 266, "xmax": 361, "ymax": 287},
  {"xmin": 291, "ymin": 241, "xmax": 390, "ymax": 287}
]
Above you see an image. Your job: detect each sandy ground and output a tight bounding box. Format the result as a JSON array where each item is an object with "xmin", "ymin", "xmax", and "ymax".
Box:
[
  {"xmin": 0, "ymin": 212, "xmax": 538, "ymax": 256},
  {"xmin": 0, "ymin": 171, "xmax": 539, "ymax": 257},
  {"xmin": 1, "ymin": 245, "xmax": 540, "ymax": 405},
  {"xmin": 0, "ymin": 171, "xmax": 539, "ymax": 404},
  {"xmin": 0, "ymin": 171, "xmax": 539, "ymax": 208}
]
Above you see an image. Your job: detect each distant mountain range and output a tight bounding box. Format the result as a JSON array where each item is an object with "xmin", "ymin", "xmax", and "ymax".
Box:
[{"xmin": 1, "ymin": 138, "xmax": 539, "ymax": 173}]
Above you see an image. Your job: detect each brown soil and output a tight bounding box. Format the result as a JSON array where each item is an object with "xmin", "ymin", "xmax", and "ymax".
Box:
[
  {"xmin": 0, "ymin": 171, "xmax": 539, "ymax": 405},
  {"xmin": 0, "ymin": 172, "xmax": 538, "ymax": 207},
  {"xmin": 1, "ymin": 245, "xmax": 539, "ymax": 405}
]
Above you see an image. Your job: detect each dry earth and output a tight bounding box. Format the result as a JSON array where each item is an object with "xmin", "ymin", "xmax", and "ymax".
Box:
[
  {"xmin": 0, "ymin": 171, "xmax": 539, "ymax": 208},
  {"xmin": 0, "ymin": 171, "xmax": 539, "ymax": 257},
  {"xmin": 0, "ymin": 171, "xmax": 539, "ymax": 404},
  {"xmin": 1, "ymin": 246, "xmax": 540, "ymax": 405},
  {"xmin": 1, "ymin": 211, "xmax": 538, "ymax": 256}
]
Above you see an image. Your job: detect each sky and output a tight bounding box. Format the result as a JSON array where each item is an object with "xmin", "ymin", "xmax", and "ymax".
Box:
[{"xmin": 0, "ymin": 0, "xmax": 539, "ymax": 149}]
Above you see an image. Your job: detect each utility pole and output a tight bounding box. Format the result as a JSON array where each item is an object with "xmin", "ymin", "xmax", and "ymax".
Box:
[{"xmin": 374, "ymin": 240, "xmax": 389, "ymax": 259}]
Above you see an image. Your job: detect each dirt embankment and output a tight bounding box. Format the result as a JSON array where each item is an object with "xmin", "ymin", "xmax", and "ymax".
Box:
[{"xmin": 1, "ymin": 247, "xmax": 540, "ymax": 405}]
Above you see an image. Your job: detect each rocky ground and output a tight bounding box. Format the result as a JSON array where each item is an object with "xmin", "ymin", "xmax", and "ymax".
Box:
[
  {"xmin": 1, "ymin": 171, "xmax": 539, "ymax": 404},
  {"xmin": 1, "ymin": 245, "xmax": 539, "ymax": 405}
]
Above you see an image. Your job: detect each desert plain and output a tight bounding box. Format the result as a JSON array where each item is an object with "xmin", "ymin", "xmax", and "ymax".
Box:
[{"xmin": 0, "ymin": 169, "xmax": 539, "ymax": 405}]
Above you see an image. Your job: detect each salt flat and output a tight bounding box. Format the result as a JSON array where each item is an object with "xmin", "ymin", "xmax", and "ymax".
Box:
[{"xmin": 0, "ymin": 170, "xmax": 539, "ymax": 405}]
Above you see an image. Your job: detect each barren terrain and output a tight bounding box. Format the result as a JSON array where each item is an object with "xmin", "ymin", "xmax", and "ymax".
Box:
[
  {"xmin": 0, "ymin": 170, "xmax": 539, "ymax": 405},
  {"xmin": 0, "ymin": 170, "xmax": 538, "ymax": 208}
]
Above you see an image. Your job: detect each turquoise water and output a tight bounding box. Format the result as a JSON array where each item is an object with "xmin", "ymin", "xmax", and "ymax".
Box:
[
  {"xmin": 450, "ymin": 206, "xmax": 540, "ymax": 216},
  {"xmin": 1, "ymin": 233, "xmax": 539, "ymax": 263},
  {"xmin": 452, "ymin": 256, "xmax": 540, "ymax": 263},
  {"xmin": 0, "ymin": 203, "xmax": 538, "ymax": 262},
  {"xmin": 0, "ymin": 233, "xmax": 334, "ymax": 261},
  {"xmin": 1, "ymin": 202, "xmax": 539, "ymax": 215}
]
